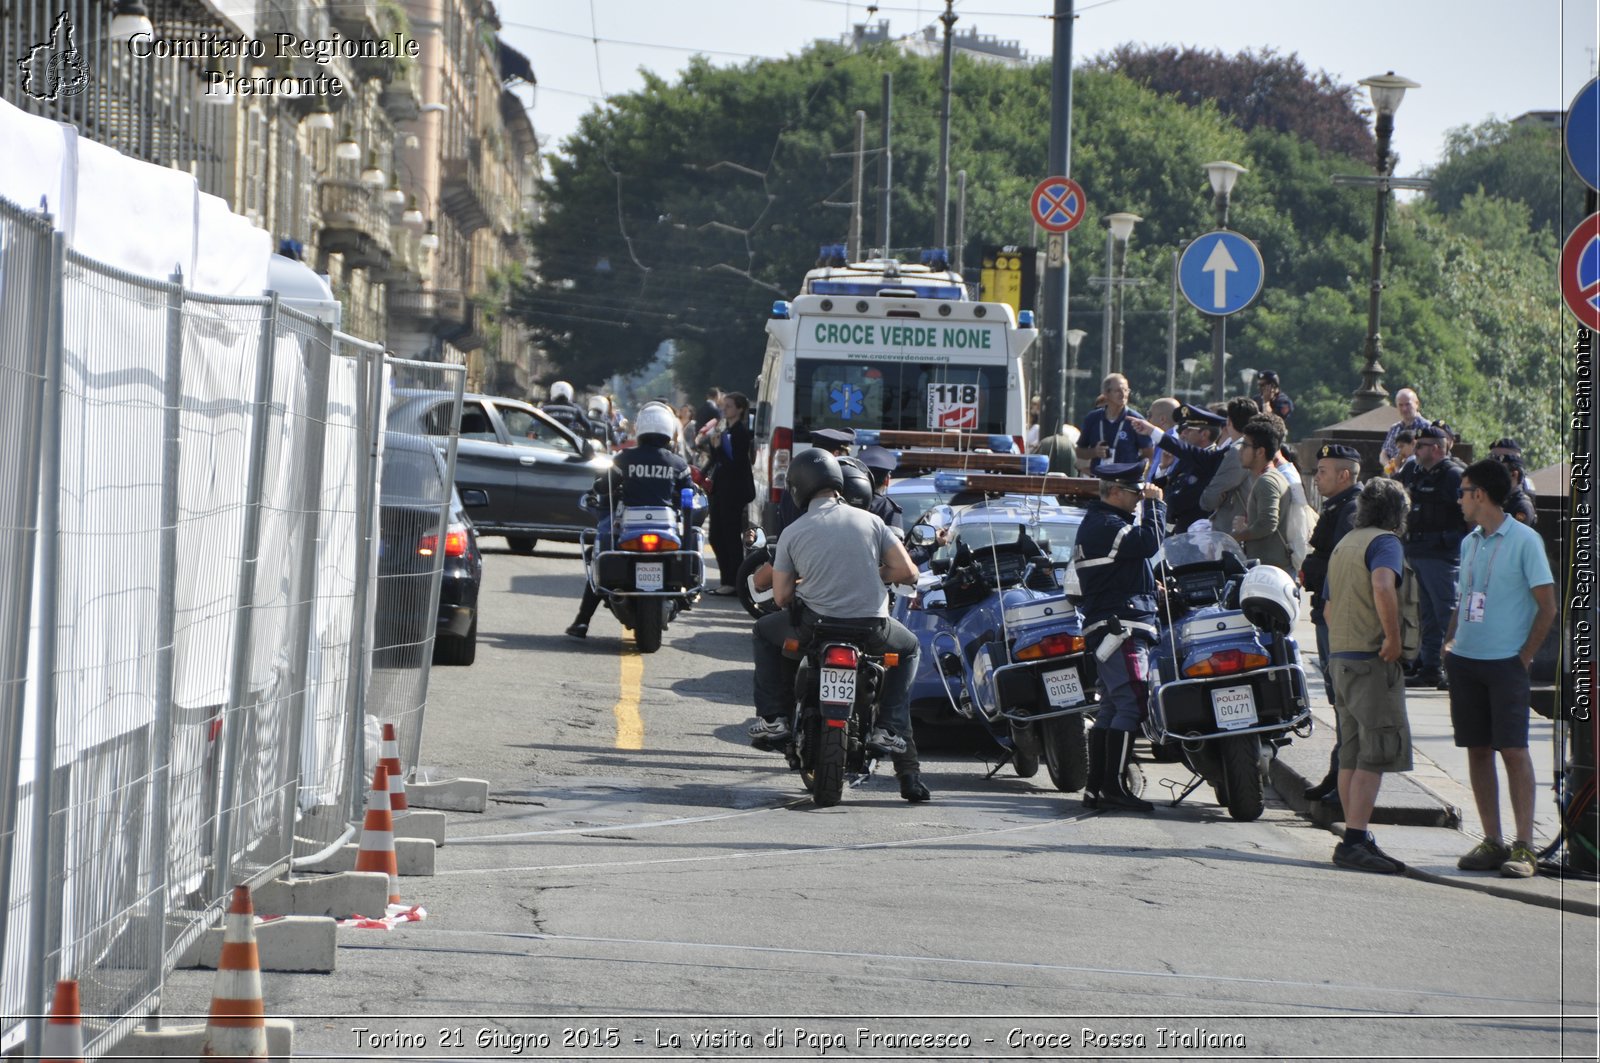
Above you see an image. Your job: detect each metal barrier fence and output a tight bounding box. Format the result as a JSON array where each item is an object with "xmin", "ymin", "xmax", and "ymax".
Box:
[{"xmin": 0, "ymin": 194, "xmax": 463, "ymax": 1059}]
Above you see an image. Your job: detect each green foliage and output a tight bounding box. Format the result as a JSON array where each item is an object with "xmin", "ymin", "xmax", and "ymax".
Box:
[{"xmin": 1425, "ymin": 118, "xmax": 1586, "ymax": 239}]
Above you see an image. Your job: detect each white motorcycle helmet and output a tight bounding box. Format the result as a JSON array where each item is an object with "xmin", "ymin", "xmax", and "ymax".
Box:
[
  {"xmin": 1239, "ymin": 564, "xmax": 1301, "ymax": 633},
  {"xmin": 550, "ymin": 380, "xmax": 575, "ymax": 403},
  {"xmin": 634, "ymin": 403, "xmax": 678, "ymax": 442}
]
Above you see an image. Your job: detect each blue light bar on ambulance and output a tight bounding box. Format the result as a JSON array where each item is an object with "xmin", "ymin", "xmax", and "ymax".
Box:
[
  {"xmin": 807, "ymin": 281, "xmax": 963, "ymax": 299},
  {"xmin": 1018, "ymin": 310, "xmax": 1034, "ymax": 328},
  {"xmin": 920, "ymin": 249, "xmax": 951, "ymax": 271},
  {"xmin": 771, "ymin": 300, "xmax": 791, "ymax": 319}
]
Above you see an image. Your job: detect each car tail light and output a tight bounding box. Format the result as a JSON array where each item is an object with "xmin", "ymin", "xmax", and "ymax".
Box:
[
  {"xmin": 620, "ymin": 533, "xmax": 664, "ymax": 551},
  {"xmin": 1012, "ymin": 434, "xmax": 1025, "ymax": 454},
  {"xmin": 823, "ymin": 646, "xmax": 858, "ymax": 668},
  {"xmin": 1185, "ymin": 649, "xmax": 1270, "ymax": 678},
  {"xmin": 769, "ymin": 427, "xmax": 792, "ymax": 504},
  {"xmin": 418, "ymin": 526, "xmax": 469, "ymax": 557},
  {"xmin": 1016, "ymin": 633, "xmax": 1085, "ymax": 660}
]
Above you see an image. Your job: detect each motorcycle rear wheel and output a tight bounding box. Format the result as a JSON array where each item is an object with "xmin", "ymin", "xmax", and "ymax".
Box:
[
  {"xmin": 1042, "ymin": 713, "xmax": 1088, "ymax": 793},
  {"xmin": 633, "ymin": 599, "xmax": 664, "ymax": 653},
  {"xmin": 803, "ymin": 718, "xmax": 847, "ymax": 807},
  {"xmin": 1220, "ymin": 734, "xmax": 1265, "ymax": 822},
  {"xmin": 1009, "ymin": 723, "xmax": 1041, "ymax": 778}
]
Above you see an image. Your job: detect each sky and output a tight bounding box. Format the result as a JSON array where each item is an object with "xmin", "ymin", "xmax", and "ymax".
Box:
[{"xmin": 501, "ymin": 0, "xmax": 1600, "ymax": 179}]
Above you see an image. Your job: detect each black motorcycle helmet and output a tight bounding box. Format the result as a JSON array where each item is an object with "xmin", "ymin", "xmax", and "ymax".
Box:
[
  {"xmin": 838, "ymin": 456, "xmax": 874, "ymax": 510},
  {"xmin": 787, "ymin": 447, "xmax": 844, "ymax": 510}
]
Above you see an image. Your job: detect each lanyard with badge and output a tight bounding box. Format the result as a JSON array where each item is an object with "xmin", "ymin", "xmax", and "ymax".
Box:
[{"xmin": 1462, "ymin": 532, "xmax": 1504, "ymax": 624}]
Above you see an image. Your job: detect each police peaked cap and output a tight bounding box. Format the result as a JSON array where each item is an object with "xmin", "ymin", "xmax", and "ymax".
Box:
[
  {"xmin": 1417, "ymin": 425, "xmax": 1449, "ymax": 441},
  {"xmin": 1256, "ymin": 370, "xmax": 1280, "ymax": 385},
  {"xmin": 1489, "ymin": 437, "xmax": 1523, "ymax": 452},
  {"xmin": 1176, "ymin": 403, "xmax": 1227, "ymax": 428},
  {"xmin": 1428, "ymin": 419, "xmax": 1458, "ymax": 441},
  {"xmin": 858, "ymin": 445, "xmax": 898, "ymax": 472},
  {"xmin": 1094, "ymin": 460, "xmax": 1147, "ymax": 484},
  {"xmin": 809, "ymin": 427, "xmax": 857, "ymax": 447},
  {"xmin": 1495, "ymin": 452, "xmax": 1527, "ymax": 470},
  {"xmin": 1316, "ymin": 443, "xmax": 1361, "ymax": 462}
]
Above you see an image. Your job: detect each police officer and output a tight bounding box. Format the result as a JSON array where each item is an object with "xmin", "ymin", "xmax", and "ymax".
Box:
[
  {"xmin": 1397, "ymin": 424, "xmax": 1467, "ymax": 687},
  {"xmin": 1126, "ymin": 404, "xmax": 1228, "ymax": 533},
  {"xmin": 1073, "ymin": 460, "xmax": 1164, "ymax": 813},
  {"xmin": 1301, "ymin": 443, "xmax": 1363, "ymax": 804},
  {"xmin": 542, "ymin": 380, "xmax": 597, "ymax": 439},
  {"xmin": 1497, "ymin": 453, "xmax": 1537, "ymax": 527},
  {"xmin": 771, "ymin": 428, "xmax": 856, "ymax": 534},
  {"xmin": 858, "ymin": 446, "xmax": 903, "ymax": 530},
  {"xmin": 748, "ymin": 448, "xmax": 930, "ymax": 802},
  {"xmin": 566, "ymin": 404, "xmax": 694, "ymax": 639}
]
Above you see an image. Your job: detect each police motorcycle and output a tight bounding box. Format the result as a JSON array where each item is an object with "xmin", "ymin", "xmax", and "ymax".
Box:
[
  {"xmin": 578, "ymin": 405, "xmax": 707, "ymax": 653},
  {"xmin": 895, "ymin": 464, "xmax": 1103, "ymax": 792},
  {"xmin": 1143, "ymin": 530, "xmax": 1313, "ymax": 821}
]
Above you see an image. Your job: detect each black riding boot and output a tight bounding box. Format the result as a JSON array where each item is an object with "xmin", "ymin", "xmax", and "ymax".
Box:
[
  {"xmin": 1083, "ymin": 726, "xmax": 1106, "ymax": 809},
  {"xmin": 566, "ymin": 585, "xmax": 602, "ymax": 638},
  {"xmin": 1099, "ymin": 728, "xmax": 1153, "ymax": 813},
  {"xmin": 893, "ymin": 738, "xmax": 930, "ymax": 802}
]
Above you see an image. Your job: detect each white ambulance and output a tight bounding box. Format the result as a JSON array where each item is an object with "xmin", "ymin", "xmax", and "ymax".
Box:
[{"xmin": 752, "ymin": 252, "xmax": 1038, "ymax": 532}]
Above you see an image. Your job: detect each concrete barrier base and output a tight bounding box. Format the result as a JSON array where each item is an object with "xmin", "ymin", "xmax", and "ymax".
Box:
[
  {"xmin": 407, "ymin": 777, "xmax": 489, "ymax": 812},
  {"xmin": 297, "ymin": 837, "xmax": 437, "ymax": 876},
  {"xmin": 393, "ymin": 809, "xmax": 449, "ymax": 845},
  {"xmin": 253, "ymin": 872, "xmax": 390, "ymax": 919},
  {"xmin": 177, "ymin": 916, "xmax": 337, "ymax": 973},
  {"xmin": 115, "ymin": 1019, "xmax": 294, "ymax": 1058}
]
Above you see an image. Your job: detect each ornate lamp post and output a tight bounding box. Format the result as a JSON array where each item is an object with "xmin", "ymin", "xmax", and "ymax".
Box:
[
  {"xmin": 1065, "ymin": 328, "xmax": 1087, "ymax": 425},
  {"xmin": 1348, "ymin": 72, "xmax": 1419, "ymax": 415},
  {"xmin": 1105, "ymin": 212, "xmax": 1141, "ymax": 377}
]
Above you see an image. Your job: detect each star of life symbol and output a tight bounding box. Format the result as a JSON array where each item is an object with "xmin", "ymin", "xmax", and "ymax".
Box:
[
  {"xmin": 18, "ymin": 11, "xmax": 89, "ymax": 102},
  {"xmin": 829, "ymin": 383, "xmax": 864, "ymax": 420}
]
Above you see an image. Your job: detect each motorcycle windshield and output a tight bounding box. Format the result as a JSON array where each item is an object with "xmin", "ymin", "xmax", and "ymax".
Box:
[{"xmin": 1155, "ymin": 530, "xmax": 1247, "ymax": 571}]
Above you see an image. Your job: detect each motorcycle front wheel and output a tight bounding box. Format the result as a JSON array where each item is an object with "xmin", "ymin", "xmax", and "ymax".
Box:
[
  {"xmin": 801, "ymin": 717, "xmax": 847, "ymax": 807},
  {"xmin": 1220, "ymin": 734, "xmax": 1265, "ymax": 822},
  {"xmin": 1042, "ymin": 713, "xmax": 1088, "ymax": 793}
]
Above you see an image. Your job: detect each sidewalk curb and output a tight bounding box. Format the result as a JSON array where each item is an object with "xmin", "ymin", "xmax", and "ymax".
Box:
[
  {"xmin": 1269, "ymin": 745, "xmax": 1461, "ymax": 828},
  {"xmin": 1399, "ymin": 867, "xmax": 1600, "ymax": 918}
]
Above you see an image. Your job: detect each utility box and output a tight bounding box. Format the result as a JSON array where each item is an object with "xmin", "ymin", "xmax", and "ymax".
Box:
[{"xmin": 979, "ymin": 245, "xmax": 1036, "ymax": 318}]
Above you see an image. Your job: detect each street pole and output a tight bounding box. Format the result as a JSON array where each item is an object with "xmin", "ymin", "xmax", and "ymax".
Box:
[
  {"xmin": 954, "ymin": 169, "xmax": 967, "ymax": 275},
  {"xmin": 1100, "ymin": 226, "xmax": 1113, "ymax": 381},
  {"xmin": 1167, "ymin": 250, "xmax": 1179, "ymax": 395},
  {"xmin": 849, "ymin": 110, "xmax": 865, "ymax": 261},
  {"xmin": 878, "ymin": 73, "xmax": 892, "ymax": 255},
  {"xmin": 1106, "ymin": 213, "xmax": 1138, "ymax": 377},
  {"xmin": 1209, "ymin": 186, "xmax": 1230, "ymax": 403},
  {"xmin": 1038, "ymin": 0, "xmax": 1075, "ymax": 438},
  {"xmin": 934, "ymin": 0, "xmax": 956, "ymax": 251}
]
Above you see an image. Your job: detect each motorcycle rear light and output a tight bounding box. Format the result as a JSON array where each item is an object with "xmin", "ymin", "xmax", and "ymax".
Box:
[
  {"xmin": 823, "ymin": 646, "xmax": 858, "ymax": 668},
  {"xmin": 1016, "ymin": 633, "xmax": 1085, "ymax": 660},
  {"xmin": 418, "ymin": 526, "xmax": 469, "ymax": 557},
  {"xmin": 1185, "ymin": 649, "xmax": 1270, "ymax": 678},
  {"xmin": 824, "ymin": 718, "xmax": 847, "ymax": 728},
  {"xmin": 621, "ymin": 533, "xmax": 664, "ymax": 551},
  {"xmin": 770, "ymin": 427, "xmax": 792, "ymax": 504}
]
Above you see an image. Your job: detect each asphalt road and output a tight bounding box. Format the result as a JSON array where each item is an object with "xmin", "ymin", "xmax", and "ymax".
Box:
[{"xmin": 160, "ymin": 540, "xmax": 1600, "ymax": 1060}]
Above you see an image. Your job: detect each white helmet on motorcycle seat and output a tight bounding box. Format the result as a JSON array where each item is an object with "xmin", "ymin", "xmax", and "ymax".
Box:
[
  {"xmin": 634, "ymin": 403, "xmax": 678, "ymax": 443},
  {"xmin": 1239, "ymin": 564, "xmax": 1301, "ymax": 633},
  {"xmin": 550, "ymin": 380, "xmax": 575, "ymax": 403}
]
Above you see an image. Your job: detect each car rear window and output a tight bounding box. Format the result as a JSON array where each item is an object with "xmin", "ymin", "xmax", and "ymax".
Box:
[{"xmin": 381, "ymin": 446, "xmax": 447, "ymax": 505}]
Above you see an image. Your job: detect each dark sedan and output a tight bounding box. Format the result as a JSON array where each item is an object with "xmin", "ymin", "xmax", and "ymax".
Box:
[
  {"xmin": 376, "ymin": 432, "xmax": 484, "ymax": 667},
  {"xmin": 389, "ymin": 390, "xmax": 612, "ymax": 554}
]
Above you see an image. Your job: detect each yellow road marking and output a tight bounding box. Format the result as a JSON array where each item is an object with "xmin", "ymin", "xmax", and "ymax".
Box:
[{"xmin": 614, "ymin": 633, "xmax": 644, "ymax": 749}]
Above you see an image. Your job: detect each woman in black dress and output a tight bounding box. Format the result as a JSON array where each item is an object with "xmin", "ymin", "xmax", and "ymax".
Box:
[{"xmin": 704, "ymin": 391, "xmax": 755, "ymax": 594}]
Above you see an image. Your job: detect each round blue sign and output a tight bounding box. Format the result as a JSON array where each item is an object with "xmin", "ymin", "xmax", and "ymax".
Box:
[
  {"xmin": 1567, "ymin": 78, "xmax": 1600, "ymax": 193},
  {"xmin": 1177, "ymin": 230, "xmax": 1265, "ymax": 317}
]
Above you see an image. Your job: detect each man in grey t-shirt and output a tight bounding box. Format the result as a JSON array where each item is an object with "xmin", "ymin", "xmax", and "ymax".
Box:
[{"xmin": 748, "ymin": 461, "xmax": 923, "ymax": 795}]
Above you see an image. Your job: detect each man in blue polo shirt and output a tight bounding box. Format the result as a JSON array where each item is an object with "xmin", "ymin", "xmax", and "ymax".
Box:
[
  {"xmin": 1443, "ymin": 459, "xmax": 1556, "ymax": 879},
  {"xmin": 1074, "ymin": 373, "xmax": 1151, "ymax": 474}
]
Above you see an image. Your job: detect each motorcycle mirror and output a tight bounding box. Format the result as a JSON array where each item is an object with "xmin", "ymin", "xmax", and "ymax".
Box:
[{"xmin": 908, "ymin": 523, "xmax": 936, "ymax": 548}]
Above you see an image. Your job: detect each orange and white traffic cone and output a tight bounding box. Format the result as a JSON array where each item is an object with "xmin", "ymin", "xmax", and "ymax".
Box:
[
  {"xmin": 378, "ymin": 723, "xmax": 409, "ymax": 812},
  {"xmin": 40, "ymin": 979, "xmax": 84, "ymax": 1063},
  {"xmin": 201, "ymin": 886, "xmax": 267, "ymax": 1061},
  {"xmin": 354, "ymin": 764, "xmax": 400, "ymax": 904}
]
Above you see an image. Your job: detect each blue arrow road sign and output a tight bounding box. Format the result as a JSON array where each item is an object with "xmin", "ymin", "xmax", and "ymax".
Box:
[
  {"xmin": 1567, "ymin": 78, "xmax": 1600, "ymax": 193},
  {"xmin": 1178, "ymin": 230, "xmax": 1264, "ymax": 316}
]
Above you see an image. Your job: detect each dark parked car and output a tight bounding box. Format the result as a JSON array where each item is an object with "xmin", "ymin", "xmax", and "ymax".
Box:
[
  {"xmin": 377, "ymin": 431, "xmax": 484, "ymax": 667},
  {"xmin": 389, "ymin": 390, "xmax": 612, "ymax": 554}
]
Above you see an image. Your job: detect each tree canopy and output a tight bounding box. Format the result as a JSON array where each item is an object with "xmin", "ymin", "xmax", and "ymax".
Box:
[{"xmin": 512, "ymin": 43, "xmax": 1566, "ymax": 468}]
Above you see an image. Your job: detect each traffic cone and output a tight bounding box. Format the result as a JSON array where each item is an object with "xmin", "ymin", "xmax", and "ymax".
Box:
[
  {"xmin": 40, "ymin": 979, "xmax": 83, "ymax": 1063},
  {"xmin": 354, "ymin": 764, "xmax": 400, "ymax": 904},
  {"xmin": 201, "ymin": 886, "xmax": 267, "ymax": 1060},
  {"xmin": 378, "ymin": 723, "xmax": 409, "ymax": 812}
]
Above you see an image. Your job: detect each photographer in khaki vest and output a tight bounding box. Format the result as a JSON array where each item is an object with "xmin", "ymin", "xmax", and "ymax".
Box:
[{"xmin": 1322, "ymin": 478, "xmax": 1420, "ymax": 875}]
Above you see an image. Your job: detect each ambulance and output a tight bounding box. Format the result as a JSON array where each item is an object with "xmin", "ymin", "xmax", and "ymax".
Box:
[{"xmin": 752, "ymin": 248, "xmax": 1039, "ymax": 532}]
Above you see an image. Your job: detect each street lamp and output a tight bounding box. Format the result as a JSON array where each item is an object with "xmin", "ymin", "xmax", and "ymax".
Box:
[
  {"xmin": 1105, "ymin": 212, "xmax": 1141, "ymax": 377},
  {"xmin": 1065, "ymin": 328, "xmax": 1087, "ymax": 425},
  {"xmin": 1180, "ymin": 356, "xmax": 1198, "ymax": 400},
  {"xmin": 1349, "ymin": 71, "xmax": 1420, "ymax": 415},
  {"xmin": 1201, "ymin": 161, "xmax": 1246, "ymax": 402},
  {"xmin": 1239, "ymin": 367, "xmax": 1257, "ymax": 395}
]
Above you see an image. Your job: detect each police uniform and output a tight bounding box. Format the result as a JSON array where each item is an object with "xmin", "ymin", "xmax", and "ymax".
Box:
[
  {"xmin": 1072, "ymin": 460, "xmax": 1162, "ymax": 812},
  {"xmin": 1397, "ymin": 425, "xmax": 1466, "ymax": 681},
  {"xmin": 1300, "ymin": 443, "xmax": 1362, "ymax": 798},
  {"xmin": 567, "ymin": 435, "xmax": 693, "ymax": 635},
  {"xmin": 542, "ymin": 399, "xmax": 597, "ymax": 438},
  {"xmin": 1151, "ymin": 404, "xmax": 1229, "ymax": 533},
  {"xmin": 773, "ymin": 428, "xmax": 856, "ymax": 534}
]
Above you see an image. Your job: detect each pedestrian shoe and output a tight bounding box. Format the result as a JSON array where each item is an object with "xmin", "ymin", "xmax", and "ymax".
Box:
[
  {"xmin": 1332, "ymin": 838, "xmax": 1404, "ymax": 874},
  {"xmin": 564, "ymin": 622, "xmax": 588, "ymax": 639},
  {"xmin": 898, "ymin": 772, "xmax": 931, "ymax": 803},
  {"xmin": 747, "ymin": 717, "xmax": 790, "ymax": 742},
  {"xmin": 1456, "ymin": 838, "xmax": 1511, "ymax": 871},
  {"xmin": 1500, "ymin": 843, "xmax": 1538, "ymax": 878},
  {"xmin": 1404, "ymin": 668, "xmax": 1442, "ymax": 689},
  {"xmin": 1303, "ymin": 776, "xmax": 1338, "ymax": 802},
  {"xmin": 866, "ymin": 727, "xmax": 909, "ymax": 755}
]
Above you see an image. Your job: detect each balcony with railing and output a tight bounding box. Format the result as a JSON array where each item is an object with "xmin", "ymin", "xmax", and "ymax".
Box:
[
  {"xmin": 317, "ymin": 179, "xmax": 391, "ymax": 271},
  {"xmin": 441, "ymin": 138, "xmax": 490, "ymax": 235}
]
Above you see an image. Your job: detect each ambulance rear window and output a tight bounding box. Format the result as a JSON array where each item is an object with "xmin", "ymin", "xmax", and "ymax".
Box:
[{"xmin": 792, "ymin": 361, "xmax": 1005, "ymax": 436}]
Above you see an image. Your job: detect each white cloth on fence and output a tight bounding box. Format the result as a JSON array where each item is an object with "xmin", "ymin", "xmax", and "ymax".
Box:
[
  {"xmin": 195, "ymin": 192, "xmax": 271, "ymax": 296},
  {"xmin": 72, "ymin": 135, "xmax": 198, "ymax": 283},
  {"xmin": 0, "ymin": 96, "xmax": 75, "ymax": 227}
]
